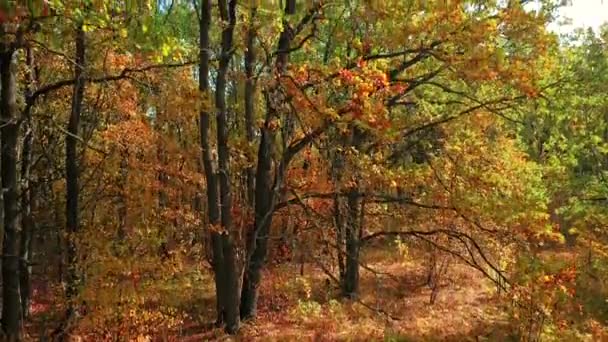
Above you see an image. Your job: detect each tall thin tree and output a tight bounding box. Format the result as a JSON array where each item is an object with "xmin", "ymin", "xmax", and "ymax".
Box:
[
  {"xmin": 0, "ymin": 33, "xmax": 22, "ymax": 342},
  {"xmin": 64, "ymin": 19, "xmax": 86, "ymax": 328},
  {"xmin": 240, "ymin": 0, "xmax": 298, "ymax": 319},
  {"xmin": 216, "ymin": 0, "xmax": 240, "ymax": 333},
  {"xmin": 197, "ymin": 0, "xmax": 228, "ymax": 328}
]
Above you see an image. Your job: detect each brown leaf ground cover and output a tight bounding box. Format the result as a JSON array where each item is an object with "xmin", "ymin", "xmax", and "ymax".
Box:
[{"xmin": 173, "ymin": 247, "xmax": 512, "ymax": 342}]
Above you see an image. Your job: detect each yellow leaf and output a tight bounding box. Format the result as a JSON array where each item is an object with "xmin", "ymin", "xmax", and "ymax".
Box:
[{"xmin": 162, "ymin": 43, "xmax": 171, "ymax": 57}]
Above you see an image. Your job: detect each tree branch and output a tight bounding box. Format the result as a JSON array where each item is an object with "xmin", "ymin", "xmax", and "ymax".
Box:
[
  {"xmin": 26, "ymin": 60, "xmax": 198, "ymax": 111},
  {"xmin": 275, "ymin": 191, "xmax": 453, "ymax": 211}
]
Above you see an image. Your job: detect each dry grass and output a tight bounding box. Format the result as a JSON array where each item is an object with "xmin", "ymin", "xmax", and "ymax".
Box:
[
  {"xmin": 26, "ymin": 246, "xmax": 512, "ymax": 341},
  {"xmin": 203, "ymin": 247, "xmax": 511, "ymax": 342}
]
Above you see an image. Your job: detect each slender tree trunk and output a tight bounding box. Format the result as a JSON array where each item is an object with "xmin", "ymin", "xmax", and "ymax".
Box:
[
  {"xmin": 54, "ymin": 190, "xmax": 64, "ymax": 283},
  {"xmin": 0, "ymin": 45, "xmax": 22, "ymax": 342},
  {"xmin": 240, "ymin": 0, "xmax": 259, "ymax": 319},
  {"xmin": 332, "ymin": 151, "xmax": 346, "ymax": 284},
  {"xmin": 65, "ymin": 22, "xmax": 86, "ymax": 325},
  {"xmin": 240, "ymin": 0, "xmax": 297, "ymax": 320},
  {"xmin": 19, "ymin": 47, "xmax": 36, "ymax": 321},
  {"xmin": 19, "ymin": 123, "xmax": 34, "ymax": 320},
  {"xmin": 216, "ymin": 0, "xmax": 240, "ymax": 333},
  {"xmin": 341, "ymin": 128, "xmax": 364, "ymax": 298},
  {"xmin": 240, "ymin": 93, "xmax": 274, "ymax": 319},
  {"xmin": 244, "ymin": 4, "xmax": 257, "ymax": 208},
  {"xmin": 335, "ymin": 198, "xmax": 346, "ymax": 284},
  {"xmin": 343, "ymin": 189, "xmax": 361, "ymax": 297},
  {"xmin": 198, "ymin": 0, "xmax": 227, "ymax": 327}
]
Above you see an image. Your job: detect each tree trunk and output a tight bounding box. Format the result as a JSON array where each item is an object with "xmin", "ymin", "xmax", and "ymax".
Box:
[
  {"xmin": 240, "ymin": 0, "xmax": 297, "ymax": 320},
  {"xmin": 198, "ymin": 0, "xmax": 228, "ymax": 327},
  {"xmin": 0, "ymin": 45, "xmax": 22, "ymax": 342},
  {"xmin": 216, "ymin": 0, "xmax": 240, "ymax": 333},
  {"xmin": 244, "ymin": 4, "xmax": 257, "ymax": 208},
  {"xmin": 65, "ymin": 21, "xmax": 86, "ymax": 324},
  {"xmin": 19, "ymin": 123, "xmax": 34, "ymax": 320},
  {"xmin": 331, "ymin": 147, "xmax": 346, "ymax": 284},
  {"xmin": 54, "ymin": 190, "xmax": 64, "ymax": 283},
  {"xmin": 240, "ymin": 107, "xmax": 273, "ymax": 319},
  {"xmin": 332, "ymin": 127, "xmax": 364, "ymax": 298},
  {"xmin": 342, "ymin": 127, "xmax": 364, "ymax": 298},
  {"xmin": 343, "ymin": 189, "xmax": 361, "ymax": 298},
  {"xmin": 19, "ymin": 47, "xmax": 36, "ymax": 321}
]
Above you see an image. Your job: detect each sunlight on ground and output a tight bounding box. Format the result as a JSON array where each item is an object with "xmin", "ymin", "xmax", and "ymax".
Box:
[{"xmin": 180, "ymin": 248, "xmax": 511, "ymax": 342}]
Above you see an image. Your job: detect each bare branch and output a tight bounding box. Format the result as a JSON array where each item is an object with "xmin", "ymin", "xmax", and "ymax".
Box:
[
  {"xmin": 360, "ymin": 228, "xmax": 509, "ymax": 290},
  {"xmin": 26, "ymin": 60, "xmax": 198, "ymax": 111},
  {"xmin": 276, "ymin": 191, "xmax": 453, "ymax": 211}
]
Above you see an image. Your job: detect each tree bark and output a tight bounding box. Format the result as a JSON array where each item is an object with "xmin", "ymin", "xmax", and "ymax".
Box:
[
  {"xmin": 240, "ymin": 94, "xmax": 274, "ymax": 319},
  {"xmin": 240, "ymin": 0, "xmax": 297, "ymax": 320},
  {"xmin": 0, "ymin": 44, "xmax": 22, "ymax": 342},
  {"xmin": 244, "ymin": 4, "xmax": 257, "ymax": 208},
  {"xmin": 331, "ymin": 148, "xmax": 346, "ymax": 284},
  {"xmin": 19, "ymin": 47, "xmax": 36, "ymax": 321},
  {"xmin": 19, "ymin": 123, "xmax": 34, "ymax": 320},
  {"xmin": 342, "ymin": 128, "xmax": 364, "ymax": 298},
  {"xmin": 343, "ymin": 189, "xmax": 361, "ymax": 297},
  {"xmin": 331, "ymin": 127, "xmax": 364, "ymax": 298},
  {"xmin": 216, "ymin": 0, "xmax": 240, "ymax": 333},
  {"xmin": 198, "ymin": 0, "xmax": 227, "ymax": 327},
  {"xmin": 65, "ymin": 21, "xmax": 86, "ymax": 324}
]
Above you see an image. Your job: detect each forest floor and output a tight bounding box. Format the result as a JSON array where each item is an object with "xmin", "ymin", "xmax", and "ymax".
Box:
[
  {"xmin": 180, "ymin": 247, "xmax": 513, "ymax": 341},
  {"xmin": 25, "ymin": 246, "xmax": 515, "ymax": 341}
]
